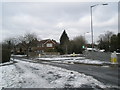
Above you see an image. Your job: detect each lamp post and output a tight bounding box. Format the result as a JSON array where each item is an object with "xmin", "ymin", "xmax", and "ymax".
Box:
[{"xmin": 90, "ymin": 3, "xmax": 108, "ymax": 51}]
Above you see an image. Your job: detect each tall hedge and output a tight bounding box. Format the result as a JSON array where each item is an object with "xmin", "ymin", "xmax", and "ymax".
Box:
[{"xmin": 2, "ymin": 44, "xmax": 11, "ymax": 63}]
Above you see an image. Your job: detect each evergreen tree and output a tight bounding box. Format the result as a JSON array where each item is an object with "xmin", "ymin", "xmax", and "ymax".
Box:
[
  {"xmin": 117, "ymin": 33, "xmax": 120, "ymax": 52},
  {"xmin": 60, "ymin": 30, "xmax": 69, "ymax": 45},
  {"xmin": 98, "ymin": 32, "xmax": 120, "ymax": 52},
  {"xmin": 60, "ymin": 30, "xmax": 69, "ymax": 54},
  {"xmin": 110, "ymin": 34, "xmax": 117, "ymax": 51}
]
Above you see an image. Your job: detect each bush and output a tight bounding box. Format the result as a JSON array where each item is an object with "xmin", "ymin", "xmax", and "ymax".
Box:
[
  {"xmin": 45, "ymin": 48, "xmax": 57, "ymax": 52},
  {"xmin": 15, "ymin": 52, "xmax": 25, "ymax": 55}
]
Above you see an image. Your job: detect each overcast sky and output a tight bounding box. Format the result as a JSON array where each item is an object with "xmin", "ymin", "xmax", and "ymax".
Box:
[{"xmin": 1, "ymin": 1, "xmax": 119, "ymax": 43}]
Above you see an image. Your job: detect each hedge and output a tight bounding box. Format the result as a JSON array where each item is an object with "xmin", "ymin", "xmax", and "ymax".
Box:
[{"xmin": 2, "ymin": 48, "xmax": 11, "ymax": 63}]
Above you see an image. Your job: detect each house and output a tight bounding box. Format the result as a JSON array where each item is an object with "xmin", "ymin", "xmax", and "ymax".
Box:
[
  {"xmin": 12, "ymin": 39, "xmax": 58, "ymax": 55},
  {"xmin": 33, "ymin": 39, "xmax": 58, "ymax": 54}
]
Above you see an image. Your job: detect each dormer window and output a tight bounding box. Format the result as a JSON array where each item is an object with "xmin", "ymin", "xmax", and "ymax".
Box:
[{"xmin": 46, "ymin": 43, "xmax": 53, "ymax": 47}]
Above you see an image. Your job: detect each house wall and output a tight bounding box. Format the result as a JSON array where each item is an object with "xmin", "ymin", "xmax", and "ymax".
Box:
[{"xmin": 33, "ymin": 39, "xmax": 58, "ymax": 54}]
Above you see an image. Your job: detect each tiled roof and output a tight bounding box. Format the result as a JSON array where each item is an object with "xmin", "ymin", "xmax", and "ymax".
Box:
[{"xmin": 39, "ymin": 39, "xmax": 57, "ymax": 44}]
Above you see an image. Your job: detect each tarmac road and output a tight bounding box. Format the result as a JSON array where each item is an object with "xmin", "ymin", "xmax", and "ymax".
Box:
[
  {"xmin": 12, "ymin": 56, "xmax": 120, "ymax": 89},
  {"xmin": 40, "ymin": 61, "xmax": 120, "ymax": 88}
]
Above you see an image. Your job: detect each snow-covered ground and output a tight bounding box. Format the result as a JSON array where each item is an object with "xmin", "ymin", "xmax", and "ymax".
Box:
[
  {"xmin": 0, "ymin": 61, "xmax": 14, "ymax": 66},
  {"xmin": 12, "ymin": 54, "xmax": 118, "ymax": 65},
  {"xmin": 11, "ymin": 54, "xmax": 27, "ymax": 57},
  {"xmin": 0, "ymin": 59, "xmax": 116, "ymax": 89},
  {"xmin": 37, "ymin": 57, "xmax": 117, "ymax": 65},
  {"xmin": 37, "ymin": 57, "xmax": 85, "ymax": 61},
  {"xmin": 62, "ymin": 59, "xmax": 111, "ymax": 65}
]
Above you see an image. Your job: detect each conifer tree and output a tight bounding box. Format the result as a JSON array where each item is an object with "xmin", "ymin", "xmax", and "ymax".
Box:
[
  {"xmin": 60, "ymin": 30, "xmax": 69, "ymax": 45},
  {"xmin": 60, "ymin": 30, "xmax": 69, "ymax": 54}
]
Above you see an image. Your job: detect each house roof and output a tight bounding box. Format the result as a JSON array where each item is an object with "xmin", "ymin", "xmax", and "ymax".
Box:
[{"xmin": 39, "ymin": 39, "xmax": 58, "ymax": 45}]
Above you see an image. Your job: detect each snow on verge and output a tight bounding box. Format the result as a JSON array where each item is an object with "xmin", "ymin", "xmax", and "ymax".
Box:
[
  {"xmin": 37, "ymin": 57, "xmax": 114, "ymax": 65},
  {"xmin": 11, "ymin": 55, "xmax": 27, "ymax": 57},
  {"xmin": 37, "ymin": 57, "xmax": 85, "ymax": 61},
  {"xmin": 0, "ymin": 59, "xmax": 115, "ymax": 88}
]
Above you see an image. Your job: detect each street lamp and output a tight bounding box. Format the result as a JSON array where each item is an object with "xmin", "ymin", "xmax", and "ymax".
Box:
[{"xmin": 90, "ymin": 3, "xmax": 108, "ymax": 51}]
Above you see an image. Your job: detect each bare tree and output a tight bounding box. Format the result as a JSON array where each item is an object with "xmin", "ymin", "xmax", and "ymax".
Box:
[
  {"xmin": 98, "ymin": 31, "xmax": 113, "ymax": 51},
  {"xmin": 18, "ymin": 33, "xmax": 38, "ymax": 57},
  {"xmin": 3, "ymin": 37, "xmax": 19, "ymax": 50}
]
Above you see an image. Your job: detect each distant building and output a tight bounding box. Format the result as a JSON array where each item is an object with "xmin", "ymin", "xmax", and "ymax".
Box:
[{"xmin": 33, "ymin": 39, "xmax": 58, "ymax": 54}]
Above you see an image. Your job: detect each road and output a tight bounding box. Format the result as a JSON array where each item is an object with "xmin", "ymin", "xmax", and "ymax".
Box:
[
  {"xmin": 35, "ymin": 59, "xmax": 120, "ymax": 88},
  {"xmin": 43, "ymin": 61, "xmax": 119, "ymax": 87},
  {"xmin": 13, "ymin": 56, "xmax": 120, "ymax": 89}
]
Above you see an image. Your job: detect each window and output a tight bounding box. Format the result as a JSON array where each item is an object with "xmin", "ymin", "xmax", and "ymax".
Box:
[
  {"xmin": 42, "ymin": 44, "xmax": 44, "ymax": 47},
  {"xmin": 37, "ymin": 44, "xmax": 40, "ymax": 47},
  {"xmin": 46, "ymin": 43, "xmax": 53, "ymax": 47}
]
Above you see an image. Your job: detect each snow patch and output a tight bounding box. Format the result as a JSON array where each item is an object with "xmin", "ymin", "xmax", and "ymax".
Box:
[
  {"xmin": 37, "ymin": 57, "xmax": 112, "ymax": 65},
  {"xmin": 0, "ymin": 61, "xmax": 14, "ymax": 66},
  {"xmin": 37, "ymin": 57, "xmax": 85, "ymax": 61},
  {"xmin": 11, "ymin": 55, "xmax": 27, "ymax": 57}
]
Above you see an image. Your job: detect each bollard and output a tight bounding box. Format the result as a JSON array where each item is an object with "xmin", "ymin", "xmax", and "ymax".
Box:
[
  {"xmin": 72, "ymin": 52, "xmax": 76, "ymax": 57},
  {"xmin": 38, "ymin": 54, "xmax": 41, "ymax": 58},
  {"xmin": 111, "ymin": 51, "xmax": 117, "ymax": 64}
]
